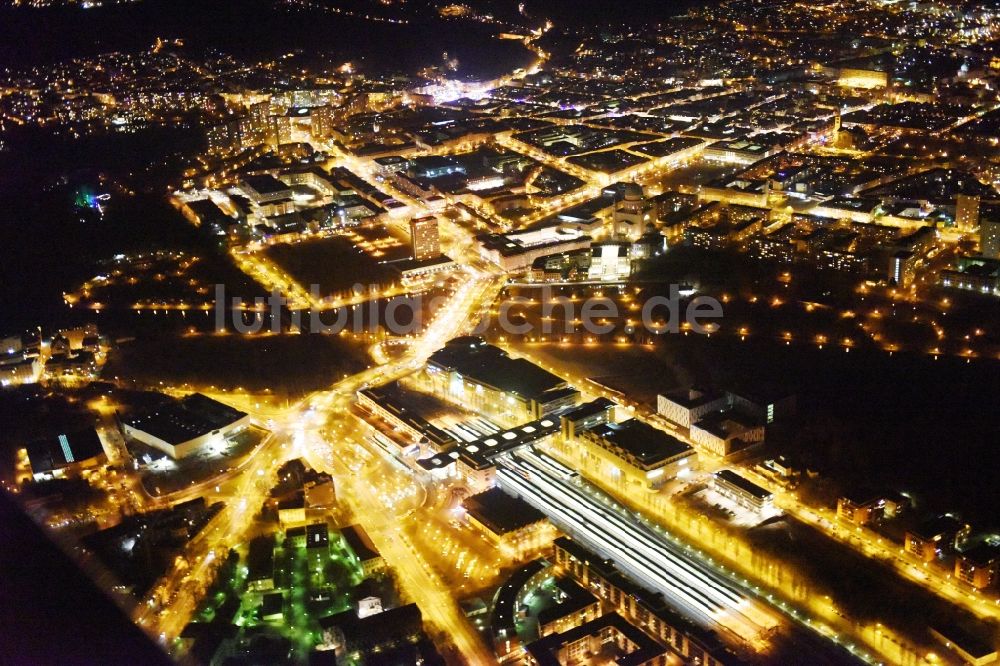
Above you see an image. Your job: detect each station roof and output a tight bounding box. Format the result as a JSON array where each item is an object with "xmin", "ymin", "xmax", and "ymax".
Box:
[{"xmin": 418, "ymin": 413, "xmax": 561, "ymax": 472}]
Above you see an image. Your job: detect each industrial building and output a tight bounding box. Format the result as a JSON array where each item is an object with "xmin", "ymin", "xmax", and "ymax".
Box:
[
  {"xmin": 121, "ymin": 393, "xmax": 251, "ymax": 459},
  {"xmin": 25, "ymin": 426, "xmax": 108, "ymax": 481}
]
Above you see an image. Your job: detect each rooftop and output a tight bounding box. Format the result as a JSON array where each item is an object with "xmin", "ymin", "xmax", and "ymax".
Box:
[
  {"xmin": 428, "ymin": 337, "xmax": 567, "ymax": 402},
  {"xmin": 536, "ymin": 576, "xmax": 597, "ymax": 627},
  {"xmin": 359, "ymin": 381, "xmax": 456, "ymax": 448},
  {"xmin": 341, "ymin": 524, "xmax": 380, "ymax": 562},
  {"xmin": 693, "ymin": 408, "xmax": 760, "ymax": 439},
  {"xmin": 417, "ymin": 411, "xmax": 561, "ymax": 472},
  {"xmin": 240, "ymin": 174, "xmax": 291, "ymax": 196},
  {"xmin": 490, "ymin": 559, "xmax": 549, "ymax": 638},
  {"xmin": 714, "ymin": 469, "xmax": 772, "ymax": 501},
  {"xmin": 123, "ymin": 393, "xmax": 247, "ymax": 446},
  {"xmin": 909, "ymin": 515, "xmax": 968, "ymax": 541},
  {"xmin": 959, "ymin": 542, "xmax": 1000, "ymax": 566},
  {"xmin": 306, "ymin": 522, "xmax": 329, "ymax": 549},
  {"xmin": 526, "ymin": 612, "xmax": 666, "ymax": 666},
  {"xmin": 26, "ymin": 426, "xmax": 105, "ymax": 474},
  {"xmin": 318, "ymin": 603, "xmax": 423, "ymax": 645},
  {"xmin": 585, "ymin": 419, "xmax": 693, "ymax": 467},
  {"xmin": 462, "ymin": 487, "xmax": 547, "ymax": 535},
  {"xmin": 660, "ymin": 387, "xmax": 726, "ymax": 409}
]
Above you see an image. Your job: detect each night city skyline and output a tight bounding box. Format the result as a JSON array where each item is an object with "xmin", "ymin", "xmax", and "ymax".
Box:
[{"xmin": 1, "ymin": 1, "xmax": 999, "ymax": 665}]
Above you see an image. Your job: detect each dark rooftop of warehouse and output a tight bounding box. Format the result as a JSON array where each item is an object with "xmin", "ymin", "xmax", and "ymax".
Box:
[
  {"xmin": 123, "ymin": 393, "xmax": 247, "ymax": 445},
  {"xmin": 241, "ymin": 174, "xmax": 291, "ymax": 195},
  {"xmin": 26, "ymin": 426, "xmax": 105, "ymax": 474}
]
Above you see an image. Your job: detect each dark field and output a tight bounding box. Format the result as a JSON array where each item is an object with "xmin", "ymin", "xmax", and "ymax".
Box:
[
  {"xmin": 103, "ymin": 332, "xmax": 370, "ymax": 396},
  {"xmin": 264, "ymin": 236, "xmax": 399, "ymax": 297}
]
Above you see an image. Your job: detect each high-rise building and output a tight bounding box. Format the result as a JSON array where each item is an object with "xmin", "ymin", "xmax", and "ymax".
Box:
[
  {"xmin": 410, "ymin": 215, "xmax": 440, "ymax": 260},
  {"xmin": 982, "ymin": 215, "xmax": 1000, "ymax": 259},
  {"xmin": 271, "ymin": 115, "xmax": 293, "ymax": 146},
  {"xmin": 311, "ymin": 105, "xmax": 336, "ymax": 139},
  {"xmin": 248, "ymin": 101, "xmax": 277, "ymax": 146},
  {"xmin": 955, "ymin": 194, "xmax": 980, "ymax": 232},
  {"xmin": 249, "ymin": 100, "xmax": 270, "ymax": 127},
  {"xmin": 206, "ymin": 121, "xmax": 241, "ymax": 153}
]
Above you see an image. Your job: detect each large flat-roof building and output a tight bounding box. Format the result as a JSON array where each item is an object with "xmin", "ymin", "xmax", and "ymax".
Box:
[
  {"xmin": 319, "ymin": 603, "xmax": 426, "ymax": 658},
  {"xmin": 425, "ymin": 337, "xmax": 579, "ymax": 424},
  {"xmin": 341, "ymin": 524, "xmax": 384, "ymax": 577},
  {"xmin": 955, "ymin": 543, "xmax": 1000, "ymax": 590},
  {"xmin": 462, "ymin": 487, "xmax": 551, "ymax": 559},
  {"xmin": 712, "ymin": 469, "xmax": 773, "ymax": 513},
  {"xmin": 237, "ymin": 174, "xmax": 294, "ymax": 204},
  {"xmin": 689, "ymin": 410, "xmax": 765, "ymax": 458},
  {"xmin": 122, "ymin": 393, "xmax": 251, "ymax": 459},
  {"xmin": 525, "ymin": 612, "xmax": 669, "ymax": 666},
  {"xmin": 657, "ymin": 388, "xmax": 729, "ymax": 429},
  {"xmin": 357, "ymin": 381, "xmax": 457, "ymax": 453},
  {"xmin": 575, "ymin": 418, "xmax": 696, "ymax": 491},
  {"xmin": 982, "ymin": 214, "xmax": 1000, "ymax": 259},
  {"xmin": 478, "ymin": 225, "xmax": 592, "ymax": 272},
  {"xmin": 26, "ymin": 427, "xmax": 107, "ymax": 481}
]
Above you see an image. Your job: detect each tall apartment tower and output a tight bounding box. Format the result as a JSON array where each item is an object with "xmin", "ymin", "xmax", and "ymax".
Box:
[
  {"xmin": 410, "ymin": 215, "xmax": 441, "ymax": 260},
  {"xmin": 981, "ymin": 216, "xmax": 1000, "ymax": 259},
  {"xmin": 955, "ymin": 194, "xmax": 981, "ymax": 233}
]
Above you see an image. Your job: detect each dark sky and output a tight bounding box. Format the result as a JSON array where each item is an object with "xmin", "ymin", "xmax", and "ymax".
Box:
[
  {"xmin": 526, "ymin": 0, "xmax": 696, "ymax": 24},
  {"xmin": 0, "ymin": 0, "xmax": 697, "ymax": 72},
  {"xmin": 0, "ymin": 0, "xmax": 531, "ymax": 73}
]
